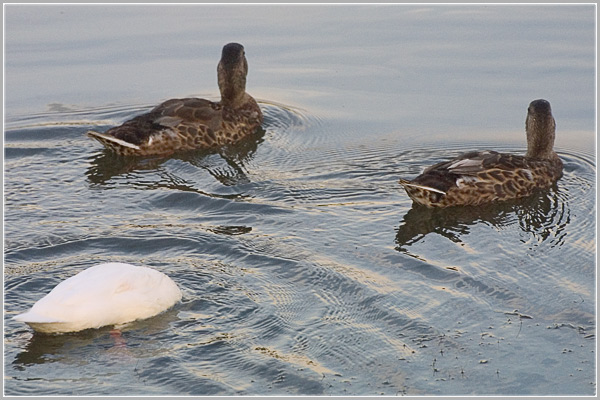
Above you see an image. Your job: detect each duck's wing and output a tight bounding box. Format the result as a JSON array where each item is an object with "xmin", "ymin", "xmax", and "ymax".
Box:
[
  {"xmin": 151, "ymin": 98, "xmax": 219, "ymax": 123},
  {"xmin": 88, "ymin": 98, "xmax": 222, "ymax": 151},
  {"xmin": 424, "ymin": 151, "xmax": 528, "ymax": 175},
  {"xmin": 414, "ymin": 150, "xmax": 562, "ymax": 196},
  {"xmin": 403, "ymin": 151, "xmax": 532, "ymax": 195},
  {"xmin": 113, "ymin": 98, "xmax": 221, "ymax": 144}
]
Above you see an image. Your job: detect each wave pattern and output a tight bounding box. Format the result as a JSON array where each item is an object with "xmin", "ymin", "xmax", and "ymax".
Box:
[{"xmin": 4, "ymin": 102, "xmax": 596, "ymax": 396}]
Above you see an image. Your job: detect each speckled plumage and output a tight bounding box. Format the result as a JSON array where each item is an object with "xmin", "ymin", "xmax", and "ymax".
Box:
[
  {"xmin": 399, "ymin": 99, "xmax": 563, "ymax": 208},
  {"xmin": 88, "ymin": 43, "xmax": 263, "ymax": 156}
]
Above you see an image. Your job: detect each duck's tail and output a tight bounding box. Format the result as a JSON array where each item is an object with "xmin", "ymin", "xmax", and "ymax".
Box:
[
  {"xmin": 398, "ymin": 179, "xmax": 446, "ymax": 195},
  {"xmin": 87, "ymin": 130, "xmax": 141, "ymax": 156}
]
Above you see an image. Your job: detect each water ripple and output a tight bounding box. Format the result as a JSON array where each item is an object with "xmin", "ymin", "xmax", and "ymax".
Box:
[{"xmin": 4, "ymin": 97, "xmax": 595, "ymax": 396}]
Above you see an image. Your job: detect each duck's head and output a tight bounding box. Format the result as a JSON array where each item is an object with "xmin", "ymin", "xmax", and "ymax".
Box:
[
  {"xmin": 525, "ymin": 99, "xmax": 557, "ymax": 160},
  {"xmin": 217, "ymin": 43, "xmax": 249, "ymax": 108}
]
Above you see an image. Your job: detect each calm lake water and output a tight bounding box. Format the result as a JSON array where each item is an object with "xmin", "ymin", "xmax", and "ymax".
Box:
[{"xmin": 3, "ymin": 4, "xmax": 596, "ymax": 396}]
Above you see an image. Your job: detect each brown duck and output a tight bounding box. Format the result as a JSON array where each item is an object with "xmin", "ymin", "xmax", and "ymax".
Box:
[
  {"xmin": 399, "ymin": 99, "xmax": 563, "ymax": 208},
  {"xmin": 87, "ymin": 43, "xmax": 263, "ymax": 156}
]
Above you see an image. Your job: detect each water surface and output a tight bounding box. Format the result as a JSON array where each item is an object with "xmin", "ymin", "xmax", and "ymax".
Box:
[{"xmin": 4, "ymin": 4, "xmax": 596, "ymax": 396}]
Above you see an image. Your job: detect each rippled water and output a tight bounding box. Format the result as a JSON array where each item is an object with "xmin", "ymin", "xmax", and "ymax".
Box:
[{"xmin": 4, "ymin": 4, "xmax": 596, "ymax": 396}]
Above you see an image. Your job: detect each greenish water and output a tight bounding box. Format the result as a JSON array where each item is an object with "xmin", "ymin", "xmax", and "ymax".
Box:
[{"xmin": 4, "ymin": 4, "xmax": 596, "ymax": 396}]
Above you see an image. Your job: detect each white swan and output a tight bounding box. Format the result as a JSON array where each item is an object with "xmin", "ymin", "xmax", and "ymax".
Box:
[{"xmin": 13, "ymin": 263, "xmax": 182, "ymax": 334}]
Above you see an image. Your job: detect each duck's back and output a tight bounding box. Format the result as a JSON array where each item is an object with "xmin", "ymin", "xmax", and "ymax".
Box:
[
  {"xmin": 103, "ymin": 98, "xmax": 223, "ymax": 151},
  {"xmin": 401, "ymin": 150, "xmax": 563, "ymax": 207},
  {"xmin": 89, "ymin": 96, "xmax": 262, "ymax": 156}
]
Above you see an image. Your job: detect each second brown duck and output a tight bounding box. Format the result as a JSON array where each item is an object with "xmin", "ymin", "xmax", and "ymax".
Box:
[{"xmin": 399, "ymin": 99, "xmax": 563, "ymax": 208}]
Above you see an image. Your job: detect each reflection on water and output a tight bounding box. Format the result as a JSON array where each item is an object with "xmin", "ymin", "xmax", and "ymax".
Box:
[
  {"xmin": 13, "ymin": 328, "xmax": 115, "ymax": 368},
  {"xmin": 86, "ymin": 126, "xmax": 266, "ymax": 186},
  {"xmin": 84, "ymin": 102, "xmax": 311, "ymax": 188},
  {"xmin": 12, "ymin": 300, "xmax": 181, "ymax": 370},
  {"xmin": 4, "ymin": 4, "xmax": 595, "ymax": 397},
  {"xmin": 395, "ymin": 184, "xmax": 568, "ymax": 256}
]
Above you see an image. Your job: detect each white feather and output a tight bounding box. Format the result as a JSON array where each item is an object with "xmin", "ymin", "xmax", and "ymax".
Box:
[
  {"xmin": 522, "ymin": 169, "xmax": 534, "ymax": 180},
  {"xmin": 448, "ymin": 158, "xmax": 481, "ymax": 170},
  {"xmin": 456, "ymin": 175, "xmax": 480, "ymax": 187},
  {"xmin": 399, "ymin": 180, "xmax": 446, "ymax": 195},
  {"xmin": 87, "ymin": 131, "xmax": 141, "ymax": 150},
  {"xmin": 13, "ymin": 263, "xmax": 182, "ymax": 334}
]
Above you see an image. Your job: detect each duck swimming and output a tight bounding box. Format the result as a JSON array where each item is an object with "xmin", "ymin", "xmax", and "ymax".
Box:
[
  {"xmin": 87, "ymin": 43, "xmax": 263, "ymax": 156},
  {"xmin": 13, "ymin": 263, "xmax": 182, "ymax": 334},
  {"xmin": 399, "ymin": 99, "xmax": 563, "ymax": 208}
]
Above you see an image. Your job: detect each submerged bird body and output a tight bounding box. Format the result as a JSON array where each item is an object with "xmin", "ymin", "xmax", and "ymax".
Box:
[
  {"xmin": 399, "ymin": 99, "xmax": 563, "ymax": 208},
  {"xmin": 13, "ymin": 263, "xmax": 182, "ymax": 334},
  {"xmin": 88, "ymin": 43, "xmax": 263, "ymax": 156}
]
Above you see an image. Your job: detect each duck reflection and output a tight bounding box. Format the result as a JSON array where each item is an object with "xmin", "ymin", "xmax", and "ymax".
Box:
[
  {"xmin": 395, "ymin": 185, "xmax": 567, "ymax": 255},
  {"xmin": 85, "ymin": 126, "xmax": 265, "ymax": 187}
]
